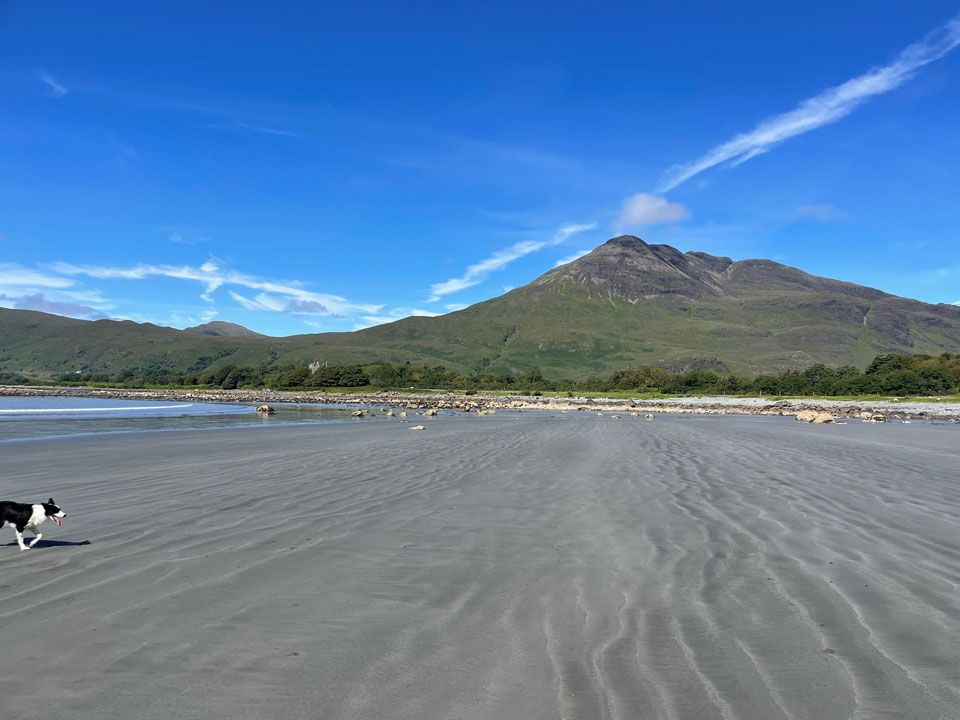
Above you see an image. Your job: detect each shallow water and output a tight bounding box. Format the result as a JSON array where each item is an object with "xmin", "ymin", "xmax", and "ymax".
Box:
[{"xmin": 0, "ymin": 396, "xmax": 373, "ymax": 442}]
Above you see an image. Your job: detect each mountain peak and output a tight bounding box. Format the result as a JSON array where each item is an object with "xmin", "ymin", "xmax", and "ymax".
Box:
[
  {"xmin": 183, "ymin": 321, "xmax": 264, "ymax": 338},
  {"xmin": 604, "ymin": 234, "xmax": 650, "ymax": 250},
  {"xmin": 537, "ymin": 234, "xmax": 730, "ymax": 299}
]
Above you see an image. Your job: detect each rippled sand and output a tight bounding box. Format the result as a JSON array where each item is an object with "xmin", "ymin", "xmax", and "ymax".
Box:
[{"xmin": 2, "ymin": 413, "xmax": 958, "ymax": 719}]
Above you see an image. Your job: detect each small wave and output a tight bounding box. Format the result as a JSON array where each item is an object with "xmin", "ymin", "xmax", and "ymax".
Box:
[{"xmin": 0, "ymin": 404, "xmax": 195, "ymax": 414}]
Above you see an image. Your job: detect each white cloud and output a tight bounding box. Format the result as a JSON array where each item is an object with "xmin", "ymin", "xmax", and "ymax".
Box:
[
  {"xmin": 35, "ymin": 70, "xmax": 68, "ymax": 98},
  {"xmin": 56, "ymin": 289, "xmax": 114, "ymax": 307},
  {"xmin": 169, "ymin": 231, "xmax": 210, "ymax": 246},
  {"xmin": 238, "ymin": 122, "xmax": 299, "ymax": 137},
  {"xmin": 953, "ymin": 301, "xmax": 960, "ymax": 306},
  {"xmin": 229, "ymin": 291, "xmax": 264, "ymax": 311},
  {"xmin": 555, "ymin": 249, "xmax": 592, "ymax": 267},
  {"xmin": 657, "ymin": 14, "xmax": 960, "ymax": 192},
  {"xmin": 0, "ymin": 265, "xmax": 118, "ymax": 321},
  {"xmin": 252, "ymin": 292, "xmax": 285, "ymax": 312},
  {"xmin": 793, "ymin": 204, "xmax": 845, "ymax": 222},
  {"xmin": 614, "ymin": 193, "xmax": 690, "ymax": 230},
  {"xmin": 502, "ymin": 285, "xmax": 515, "ymax": 293},
  {"xmin": 444, "ymin": 303, "xmax": 467, "ymax": 311},
  {"xmin": 351, "ymin": 306, "xmax": 446, "ymax": 330},
  {"xmin": 52, "ymin": 260, "xmax": 382, "ymax": 316},
  {"xmin": 428, "ymin": 222, "xmax": 596, "ymax": 300},
  {"xmin": 0, "ymin": 264, "xmax": 75, "ymax": 289}
]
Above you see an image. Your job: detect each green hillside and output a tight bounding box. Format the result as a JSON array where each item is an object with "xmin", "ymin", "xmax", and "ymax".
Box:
[{"xmin": 3, "ymin": 236, "xmax": 959, "ymax": 378}]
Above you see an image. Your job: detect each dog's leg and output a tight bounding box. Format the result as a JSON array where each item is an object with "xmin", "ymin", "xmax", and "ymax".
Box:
[
  {"xmin": 15, "ymin": 527, "xmax": 29, "ymax": 551},
  {"xmin": 28, "ymin": 530, "xmax": 42, "ymax": 548}
]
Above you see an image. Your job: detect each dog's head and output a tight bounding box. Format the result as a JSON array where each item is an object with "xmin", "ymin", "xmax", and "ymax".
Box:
[{"xmin": 42, "ymin": 498, "xmax": 65, "ymax": 526}]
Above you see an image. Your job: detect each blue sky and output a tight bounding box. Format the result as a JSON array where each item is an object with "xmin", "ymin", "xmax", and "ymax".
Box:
[{"xmin": 1, "ymin": 1, "xmax": 959, "ymax": 335}]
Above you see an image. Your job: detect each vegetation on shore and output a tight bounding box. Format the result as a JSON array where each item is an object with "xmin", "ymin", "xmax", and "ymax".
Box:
[{"xmin": 11, "ymin": 352, "xmax": 957, "ymax": 399}]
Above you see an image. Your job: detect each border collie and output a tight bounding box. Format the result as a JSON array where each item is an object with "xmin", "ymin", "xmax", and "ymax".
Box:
[{"xmin": 0, "ymin": 498, "xmax": 66, "ymax": 551}]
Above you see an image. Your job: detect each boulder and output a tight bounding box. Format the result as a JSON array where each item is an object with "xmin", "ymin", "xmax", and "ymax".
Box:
[
  {"xmin": 256, "ymin": 405, "xmax": 275, "ymax": 414},
  {"xmin": 423, "ymin": 409, "xmax": 438, "ymax": 417},
  {"xmin": 350, "ymin": 409, "xmax": 365, "ymax": 417},
  {"xmin": 796, "ymin": 410, "xmax": 834, "ymax": 424},
  {"xmin": 409, "ymin": 425, "xmax": 426, "ymax": 431},
  {"xmin": 643, "ymin": 413, "xmax": 655, "ymax": 419}
]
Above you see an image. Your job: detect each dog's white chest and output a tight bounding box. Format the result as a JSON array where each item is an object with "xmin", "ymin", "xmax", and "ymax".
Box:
[{"xmin": 25, "ymin": 504, "xmax": 45, "ymax": 530}]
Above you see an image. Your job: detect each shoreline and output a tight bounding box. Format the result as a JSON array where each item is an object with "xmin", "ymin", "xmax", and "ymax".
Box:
[{"xmin": 4, "ymin": 384, "xmax": 959, "ymax": 421}]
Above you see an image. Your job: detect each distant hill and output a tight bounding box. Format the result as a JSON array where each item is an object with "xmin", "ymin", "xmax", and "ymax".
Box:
[
  {"xmin": 183, "ymin": 321, "xmax": 265, "ymax": 337},
  {"xmin": 2, "ymin": 236, "xmax": 959, "ymax": 378}
]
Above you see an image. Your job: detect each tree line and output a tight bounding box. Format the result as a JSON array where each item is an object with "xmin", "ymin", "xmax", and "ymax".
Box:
[{"xmin": 39, "ymin": 352, "xmax": 960, "ymax": 397}]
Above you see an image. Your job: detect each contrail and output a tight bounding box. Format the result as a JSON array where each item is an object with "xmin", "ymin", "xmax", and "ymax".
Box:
[{"xmin": 657, "ymin": 14, "xmax": 960, "ymax": 193}]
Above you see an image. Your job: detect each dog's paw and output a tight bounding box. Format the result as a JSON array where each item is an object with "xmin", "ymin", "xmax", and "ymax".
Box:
[{"xmin": 19, "ymin": 546, "xmax": 30, "ymax": 551}]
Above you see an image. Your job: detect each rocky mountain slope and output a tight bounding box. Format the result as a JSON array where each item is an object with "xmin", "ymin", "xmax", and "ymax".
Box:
[{"xmin": 2, "ymin": 236, "xmax": 958, "ymax": 378}]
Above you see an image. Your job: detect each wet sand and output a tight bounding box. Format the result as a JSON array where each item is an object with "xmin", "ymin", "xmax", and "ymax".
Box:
[{"xmin": 2, "ymin": 412, "xmax": 959, "ymax": 719}]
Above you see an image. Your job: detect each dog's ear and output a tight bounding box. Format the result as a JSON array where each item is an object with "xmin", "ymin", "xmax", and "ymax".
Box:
[{"xmin": 48, "ymin": 498, "xmax": 55, "ymax": 505}]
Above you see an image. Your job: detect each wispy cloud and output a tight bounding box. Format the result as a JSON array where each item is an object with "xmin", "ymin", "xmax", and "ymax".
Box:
[
  {"xmin": 239, "ymin": 122, "xmax": 298, "ymax": 137},
  {"xmin": 614, "ymin": 193, "xmax": 690, "ymax": 230},
  {"xmin": 35, "ymin": 70, "xmax": 68, "ymax": 98},
  {"xmin": 352, "ymin": 307, "xmax": 443, "ymax": 330},
  {"xmin": 203, "ymin": 121, "xmax": 299, "ymax": 138},
  {"xmin": 428, "ymin": 222, "xmax": 596, "ymax": 301},
  {"xmin": 51, "ymin": 260, "xmax": 382, "ymax": 316},
  {"xmin": 0, "ymin": 264, "xmax": 75, "ymax": 290},
  {"xmin": 169, "ymin": 230, "xmax": 211, "ymax": 245},
  {"xmin": 657, "ymin": 14, "xmax": 960, "ymax": 192},
  {"xmin": 555, "ymin": 249, "xmax": 592, "ymax": 267},
  {"xmin": 792, "ymin": 204, "xmax": 847, "ymax": 222},
  {"xmin": 0, "ymin": 263, "xmax": 116, "ymax": 322}
]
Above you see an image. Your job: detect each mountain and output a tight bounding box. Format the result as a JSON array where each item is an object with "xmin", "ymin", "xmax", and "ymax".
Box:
[
  {"xmin": 183, "ymin": 321, "xmax": 265, "ymax": 338},
  {"xmin": 2, "ymin": 236, "xmax": 959, "ymax": 378}
]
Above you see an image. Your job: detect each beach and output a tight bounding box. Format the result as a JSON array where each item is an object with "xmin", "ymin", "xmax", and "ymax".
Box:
[
  {"xmin": 2, "ymin": 411, "xmax": 959, "ymax": 719},
  {"xmin": 5, "ymin": 384, "xmax": 960, "ymax": 421}
]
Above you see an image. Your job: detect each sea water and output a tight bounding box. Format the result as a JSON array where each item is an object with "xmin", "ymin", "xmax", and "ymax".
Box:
[{"xmin": 0, "ymin": 396, "xmax": 368, "ymax": 442}]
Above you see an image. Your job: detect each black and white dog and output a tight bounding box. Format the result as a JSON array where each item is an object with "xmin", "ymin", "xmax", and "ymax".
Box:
[{"xmin": 0, "ymin": 498, "xmax": 66, "ymax": 551}]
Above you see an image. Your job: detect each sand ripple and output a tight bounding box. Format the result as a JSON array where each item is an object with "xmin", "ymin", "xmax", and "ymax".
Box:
[{"xmin": 1, "ymin": 414, "xmax": 958, "ymax": 719}]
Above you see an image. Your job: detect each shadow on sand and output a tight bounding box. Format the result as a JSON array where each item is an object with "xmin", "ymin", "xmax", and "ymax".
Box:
[{"xmin": 3, "ymin": 539, "xmax": 92, "ymax": 549}]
